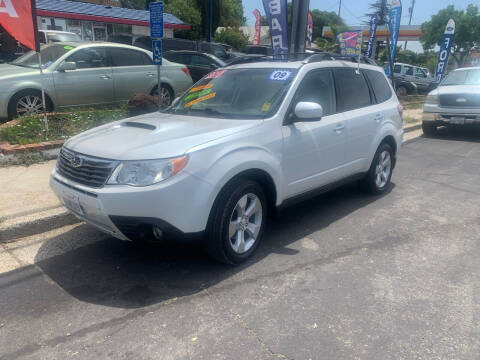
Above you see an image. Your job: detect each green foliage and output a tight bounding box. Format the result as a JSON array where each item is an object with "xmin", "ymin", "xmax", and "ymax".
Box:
[
  {"xmin": 164, "ymin": 0, "xmax": 203, "ymax": 39},
  {"xmin": 214, "ymin": 28, "xmax": 248, "ymax": 50},
  {"xmin": 310, "ymin": 9, "xmax": 344, "ymax": 42},
  {"xmin": 0, "ymin": 108, "xmax": 127, "ymax": 145},
  {"xmin": 365, "ymin": 0, "xmax": 389, "ymax": 25},
  {"xmin": 421, "ymin": 4, "xmax": 480, "ymax": 66},
  {"xmin": 376, "ymin": 46, "xmax": 438, "ymax": 73}
]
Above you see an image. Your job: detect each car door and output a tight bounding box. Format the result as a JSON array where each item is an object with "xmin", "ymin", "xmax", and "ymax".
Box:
[
  {"xmin": 282, "ymin": 69, "xmax": 347, "ymax": 197},
  {"xmin": 108, "ymin": 47, "xmax": 156, "ymax": 102},
  {"xmin": 333, "ymin": 68, "xmax": 378, "ymax": 175},
  {"xmin": 52, "ymin": 47, "xmax": 113, "ymax": 107},
  {"xmin": 413, "ymin": 67, "xmax": 429, "ymax": 91},
  {"xmin": 403, "ymin": 65, "xmax": 415, "ymax": 84}
]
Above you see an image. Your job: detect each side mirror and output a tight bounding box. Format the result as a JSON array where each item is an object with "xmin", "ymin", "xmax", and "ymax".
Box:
[
  {"xmin": 57, "ymin": 61, "xmax": 77, "ymax": 72},
  {"xmin": 293, "ymin": 102, "xmax": 323, "ymax": 122}
]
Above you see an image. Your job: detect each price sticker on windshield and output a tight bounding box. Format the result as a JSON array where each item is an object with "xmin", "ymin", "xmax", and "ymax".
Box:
[{"xmin": 269, "ymin": 70, "xmax": 292, "ymax": 81}]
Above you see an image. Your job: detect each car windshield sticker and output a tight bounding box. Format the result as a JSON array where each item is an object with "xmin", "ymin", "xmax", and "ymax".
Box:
[
  {"xmin": 184, "ymin": 92, "xmax": 216, "ymax": 108},
  {"xmin": 206, "ymin": 70, "xmax": 226, "ymax": 79},
  {"xmin": 261, "ymin": 102, "xmax": 271, "ymax": 112},
  {"xmin": 189, "ymin": 84, "xmax": 213, "ymax": 93},
  {"xmin": 269, "ymin": 70, "xmax": 292, "ymax": 81},
  {"xmin": 184, "ymin": 88, "xmax": 213, "ymax": 102},
  {"xmin": 63, "ymin": 45, "xmax": 74, "ymax": 50}
]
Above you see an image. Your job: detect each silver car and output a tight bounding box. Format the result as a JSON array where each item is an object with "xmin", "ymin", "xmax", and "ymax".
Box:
[
  {"xmin": 0, "ymin": 42, "xmax": 193, "ymax": 120},
  {"xmin": 423, "ymin": 66, "xmax": 480, "ymax": 135}
]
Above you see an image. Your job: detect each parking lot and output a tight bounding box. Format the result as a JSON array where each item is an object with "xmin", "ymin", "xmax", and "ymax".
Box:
[{"xmin": 1, "ymin": 128, "xmax": 479, "ymax": 359}]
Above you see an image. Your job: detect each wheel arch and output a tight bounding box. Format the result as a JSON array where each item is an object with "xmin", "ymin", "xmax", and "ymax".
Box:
[{"xmin": 8, "ymin": 88, "xmax": 55, "ymax": 119}]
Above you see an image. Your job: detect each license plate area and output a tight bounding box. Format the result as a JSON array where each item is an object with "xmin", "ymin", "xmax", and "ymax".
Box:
[
  {"xmin": 450, "ymin": 117, "xmax": 465, "ymax": 124},
  {"xmin": 62, "ymin": 191, "xmax": 84, "ymax": 215}
]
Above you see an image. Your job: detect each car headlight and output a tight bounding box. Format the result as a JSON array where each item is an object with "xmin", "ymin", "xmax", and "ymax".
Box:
[
  {"xmin": 426, "ymin": 93, "xmax": 438, "ymax": 105},
  {"xmin": 107, "ymin": 155, "xmax": 188, "ymax": 186}
]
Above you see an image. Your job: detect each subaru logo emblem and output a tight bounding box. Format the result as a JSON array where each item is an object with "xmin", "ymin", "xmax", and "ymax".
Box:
[{"xmin": 71, "ymin": 155, "xmax": 83, "ymax": 168}]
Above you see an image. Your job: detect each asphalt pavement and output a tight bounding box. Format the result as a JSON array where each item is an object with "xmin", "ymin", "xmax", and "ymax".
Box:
[{"xmin": 1, "ymin": 127, "xmax": 480, "ymax": 359}]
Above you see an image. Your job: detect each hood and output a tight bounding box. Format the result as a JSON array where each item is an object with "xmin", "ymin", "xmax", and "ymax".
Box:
[
  {"xmin": 434, "ymin": 85, "xmax": 480, "ymax": 96},
  {"xmin": 0, "ymin": 64, "xmax": 39, "ymax": 80},
  {"xmin": 65, "ymin": 112, "xmax": 261, "ymax": 160}
]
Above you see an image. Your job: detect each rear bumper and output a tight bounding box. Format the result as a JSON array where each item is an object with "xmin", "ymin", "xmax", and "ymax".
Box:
[{"xmin": 423, "ymin": 111, "xmax": 480, "ymax": 125}]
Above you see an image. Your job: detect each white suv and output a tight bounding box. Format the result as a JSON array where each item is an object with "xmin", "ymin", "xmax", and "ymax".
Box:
[{"xmin": 50, "ymin": 58, "xmax": 404, "ymax": 264}]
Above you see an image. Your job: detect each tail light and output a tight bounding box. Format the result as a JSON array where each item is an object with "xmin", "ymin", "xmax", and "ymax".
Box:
[
  {"xmin": 397, "ymin": 104, "xmax": 403, "ymax": 122},
  {"xmin": 181, "ymin": 67, "xmax": 191, "ymax": 78}
]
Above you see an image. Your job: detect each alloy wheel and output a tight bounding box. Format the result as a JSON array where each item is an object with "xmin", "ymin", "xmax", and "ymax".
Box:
[
  {"xmin": 228, "ymin": 193, "xmax": 263, "ymax": 254},
  {"xmin": 155, "ymin": 87, "xmax": 172, "ymax": 108},
  {"xmin": 375, "ymin": 150, "xmax": 392, "ymax": 189},
  {"xmin": 16, "ymin": 95, "xmax": 44, "ymax": 117}
]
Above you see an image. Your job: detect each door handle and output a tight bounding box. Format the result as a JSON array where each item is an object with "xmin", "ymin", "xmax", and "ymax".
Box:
[
  {"xmin": 333, "ymin": 124, "xmax": 345, "ymax": 133},
  {"xmin": 146, "ymin": 72, "xmax": 154, "ymax": 77},
  {"xmin": 100, "ymin": 75, "xmax": 111, "ymax": 80},
  {"xmin": 375, "ymin": 113, "xmax": 384, "ymax": 123}
]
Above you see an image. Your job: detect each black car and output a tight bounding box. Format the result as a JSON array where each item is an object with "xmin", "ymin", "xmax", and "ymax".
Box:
[
  {"xmin": 242, "ymin": 45, "xmax": 273, "ymax": 56},
  {"xmin": 163, "ymin": 50, "xmax": 226, "ymax": 82}
]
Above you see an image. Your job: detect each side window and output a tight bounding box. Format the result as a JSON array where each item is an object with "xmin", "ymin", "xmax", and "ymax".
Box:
[
  {"xmin": 394, "ymin": 65, "xmax": 401, "ymax": 74},
  {"xmin": 364, "ymin": 69, "xmax": 392, "ymax": 103},
  {"xmin": 66, "ymin": 48, "xmax": 107, "ymax": 69},
  {"xmin": 405, "ymin": 66, "xmax": 414, "ymax": 76},
  {"xmin": 334, "ymin": 68, "xmax": 372, "ymax": 112},
  {"xmin": 415, "ymin": 68, "xmax": 426, "ymax": 78},
  {"xmin": 191, "ymin": 54, "xmax": 214, "ymax": 67},
  {"xmin": 293, "ymin": 70, "xmax": 336, "ymax": 116},
  {"xmin": 109, "ymin": 48, "xmax": 152, "ymax": 66}
]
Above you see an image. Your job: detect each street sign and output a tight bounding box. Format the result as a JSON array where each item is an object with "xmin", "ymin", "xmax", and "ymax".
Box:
[
  {"xmin": 149, "ymin": 2, "xmax": 164, "ymax": 39},
  {"xmin": 152, "ymin": 39, "xmax": 162, "ymax": 65}
]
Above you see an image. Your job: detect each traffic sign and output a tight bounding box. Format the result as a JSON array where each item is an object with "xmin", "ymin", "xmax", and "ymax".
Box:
[
  {"xmin": 149, "ymin": 2, "xmax": 164, "ymax": 39},
  {"xmin": 152, "ymin": 39, "xmax": 162, "ymax": 65}
]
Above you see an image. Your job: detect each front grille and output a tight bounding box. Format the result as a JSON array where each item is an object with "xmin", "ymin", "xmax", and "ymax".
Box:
[
  {"xmin": 57, "ymin": 148, "xmax": 116, "ymax": 188},
  {"xmin": 439, "ymin": 93, "xmax": 480, "ymax": 108}
]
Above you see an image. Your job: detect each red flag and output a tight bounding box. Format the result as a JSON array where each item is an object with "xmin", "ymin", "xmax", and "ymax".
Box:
[
  {"xmin": 252, "ymin": 9, "xmax": 261, "ymax": 46},
  {"xmin": 0, "ymin": 0, "xmax": 39, "ymax": 51}
]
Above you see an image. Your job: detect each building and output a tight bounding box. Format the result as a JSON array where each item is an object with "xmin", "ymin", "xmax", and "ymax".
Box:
[{"xmin": 36, "ymin": 0, "xmax": 189, "ymax": 41}]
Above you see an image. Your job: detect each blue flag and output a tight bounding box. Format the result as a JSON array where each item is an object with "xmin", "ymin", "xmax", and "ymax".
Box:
[
  {"xmin": 365, "ymin": 15, "xmax": 378, "ymax": 59},
  {"xmin": 435, "ymin": 19, "xmax": 455, "ymax": 83},
  {"xmin": 386, "ymin": 0, "xmax": 402, "ymax": 77},
  {"xmin": 262, "ymin": 0, "xmax": 288, "ymax": 58}
]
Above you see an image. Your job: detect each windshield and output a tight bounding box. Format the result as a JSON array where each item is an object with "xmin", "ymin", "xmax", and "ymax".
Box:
[
  {"xmin": 442, "ymin": 69, "xmax": 480, "ymax": 86},
  {"xmin": 167, "ymin": 68, "xmax": 297, "ymax": 119},
  {"xmin": 11, "ymin": 44, "xmax": 76, "ymax": 69}
]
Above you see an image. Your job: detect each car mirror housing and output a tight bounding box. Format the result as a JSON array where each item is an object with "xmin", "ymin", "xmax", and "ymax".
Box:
[
  {"xmin": 294, "ymin": 102, "xmax": 323, "ymax": 122},
  {"xmin": 57, "ymin": 61, "xmax": 77, "ymax": 72}
]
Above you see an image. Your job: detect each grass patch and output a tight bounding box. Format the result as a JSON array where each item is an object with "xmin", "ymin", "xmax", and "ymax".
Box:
[
  {"xmin": 0, "ymin": 107, "xmax": 128, "ymax": 145},
  {"xmin": 404, "ymin": 116, "xmax": 420, "ymax": 124},
  {"xmin": 400, "ymin": 95, "xmax": 426, "ymax": 110}
]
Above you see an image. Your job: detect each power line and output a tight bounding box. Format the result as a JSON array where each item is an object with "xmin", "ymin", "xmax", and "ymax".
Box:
[{"xmin": 404, "ymin": 0, "xmax": 416, "ymax": 49}]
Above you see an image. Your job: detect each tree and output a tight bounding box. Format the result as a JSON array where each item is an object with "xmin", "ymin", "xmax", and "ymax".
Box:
[
  {"xmin": 421, "ymin": 4, "xmax": 480, "ymax": 66},
  {"xmin": 214, "ymin": 28, "xmax": 248, "ymax": 50},
  {"xmin": 365, "ymin": 0, "xmax": 389, "ymax": 25},
  {"xmin": 164, "ymin": 0, "xmax": 203, "ymax": 39},
  {"xmin": 310, "ymin": 9, "xmax": 344, "ymax": 42}
]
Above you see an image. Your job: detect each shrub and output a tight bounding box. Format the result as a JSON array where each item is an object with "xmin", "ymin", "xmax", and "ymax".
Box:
[{"xmin": 214, "ymin": 28, "xmax": 248, "ymax": 51}]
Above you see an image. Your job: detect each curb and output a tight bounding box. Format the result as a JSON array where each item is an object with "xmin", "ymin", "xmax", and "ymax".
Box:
[
  {"xmin": 404, "ymin": 123, "xmax": 422, "ymax": 133},
  {"xmin": 0, "ymin": 207, "xmax": 80, "ymax": 243}
]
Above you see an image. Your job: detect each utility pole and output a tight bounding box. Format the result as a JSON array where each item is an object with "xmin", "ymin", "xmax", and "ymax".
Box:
[
  {"xmin": 338, "ymin": 0, "xmax": 341, "ymax": 18},
  {"xmin": 206, "ymin": 0, "xmax": 212, "ymax": 42},
  {"xmin": 404, "ymin": 0, "xmax": 415, "ymax": 50},
  {"xmin": 290, "ymin": 0, "xmax": 310, "ymax": 56}
]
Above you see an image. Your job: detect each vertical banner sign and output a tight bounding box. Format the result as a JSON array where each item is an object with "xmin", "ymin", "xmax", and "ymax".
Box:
[
  {"xmin": 0, "ymin": 0, "xmax": 39, "ymax": 51},
  {"xmin": 306, "ymin": 12, "xmax": 313, "ymax": 48},
  {"xmin": 337, "ymin": 31, "xmax": 362, "ymax": 56},
  {"xmin": 365, "ymin": 14, "xmax": 378, "ymax": 58},
  {"xmin": 252, "ymin": 9, "xmax": 261, "ymax": 45},
  {"xmin": 435, "ymin": 19, "xmax": 455, "ymax": 82},
  {"xmin": 385, "ymin": 0, "xmax": 402, "ymax": 76},
  {"xmin": 150, "ymin": 2, "xmax": 164, "ymax": 110},
  {"xmin": 262, "ymin": 0, "xmax": 288, "ymax": 58}
]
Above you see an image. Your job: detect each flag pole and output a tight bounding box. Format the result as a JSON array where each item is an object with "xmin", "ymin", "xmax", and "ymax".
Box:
[{"xmin": 30, "ymin": 0, "xmax": 48, "ymax": 135}]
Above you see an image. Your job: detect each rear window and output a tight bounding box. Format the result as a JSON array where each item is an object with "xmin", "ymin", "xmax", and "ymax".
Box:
[
  {"xmin": 364, "ymin": 69, "xmax": 392, "ymax": 103},
  {"xmin": 334, "ymin": 68, "xmax": 372, "ymax": 111}
]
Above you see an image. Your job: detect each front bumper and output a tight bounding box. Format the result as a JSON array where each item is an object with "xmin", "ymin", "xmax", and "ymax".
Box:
[
  {"xmin": 50, "ymin": 168, "xmax": 214, "ymax": 241},
  {"xmin": 423, "ymin": 103, "xmax": 480, "ymax": 126}
]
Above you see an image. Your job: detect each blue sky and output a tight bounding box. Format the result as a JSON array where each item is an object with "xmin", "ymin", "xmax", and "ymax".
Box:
[{"xmin": 242, "ymin": 0, "xmax": 473, "ymax": 52}]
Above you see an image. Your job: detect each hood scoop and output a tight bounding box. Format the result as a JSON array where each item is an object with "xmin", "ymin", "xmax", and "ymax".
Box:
[{"xmin": 122, "ymin": 121, "xmax": 156, "ymax": 130}]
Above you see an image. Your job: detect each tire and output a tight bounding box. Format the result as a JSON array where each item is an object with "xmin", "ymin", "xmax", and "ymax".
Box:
[
  {"xmin": 8, "ymin": 90, "xmax": 51, "ymax": 120},
  {"xmin": 361, "ymin": 142, "xmax": 394, "ymax": 195},
  {"xmin": 422, "ymin": 121, "xmax": 437, "ymax": 136},
  {"xmin": 395, "ymin": 86, "xmax": 408, "ymax": 97},
  {"xmin": 206, "ymin": 179, "xmax": 267, "ymax": 264},
  {"xmin": 153, "ymin": 84, "xmax": 173, "ymax": 109}
]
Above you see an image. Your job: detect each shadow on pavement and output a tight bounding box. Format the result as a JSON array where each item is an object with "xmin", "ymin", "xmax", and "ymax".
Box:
[
  {"xmin": 29, "ymin": 182, "xmax": 394, "ymax": 309},
  {"xmin": 427, "ymin": 125, "xmax": 480, "ymax": 142}
]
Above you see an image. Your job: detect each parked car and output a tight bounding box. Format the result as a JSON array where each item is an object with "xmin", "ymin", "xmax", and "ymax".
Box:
[
  {"xmin": 163, "ymin": 50, "xmax": 226, "ymax": 82},
  {"xmin": 38, "ymin": 30, "xmax": 82, "ymax": 44},
  {"xmin": 422, "ymin": 66, "xmax": 480, "ymax": 135},
  {"xmin": 242, "ymin": 45, "xmax": 273, "ymax": 56},
  {"xmin": 393, "ymin": 62, "xmax": 436, "ymax": 93},
  {"xmin": 0, "ymin": 42, "xmax": 193, "ymax": 120},
  {"xmin": 50, "ymin": 57, "xmax": 403, "ymax": 264},
  {"xmin": 394, "ymin": 78, "xmax": 417, "ymax": 97}
]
